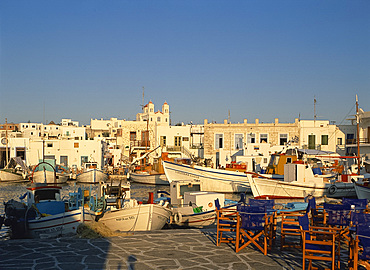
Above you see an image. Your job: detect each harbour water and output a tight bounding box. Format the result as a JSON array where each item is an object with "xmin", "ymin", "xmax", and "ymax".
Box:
[{"xmin": 0, "ymin": 180, "xmax": 243, "ymax": 240}]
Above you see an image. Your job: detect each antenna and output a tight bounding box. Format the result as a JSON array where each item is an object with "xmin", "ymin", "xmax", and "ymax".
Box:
[
  {"xmin": 140, "ymin": 86, "xmax": 145, "ymax": 111},
  {"xmin": 228, "ymin": 109, "xmax": 230, "ymax": 124},
  {"xmin": 314, "ymin": 96, "xmax": 317, "ymax": 122}
]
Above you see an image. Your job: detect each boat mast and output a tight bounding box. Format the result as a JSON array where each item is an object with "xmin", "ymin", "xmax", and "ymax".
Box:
[
  {"xmin": 5, "ymin": 118, "xmax": 8, "ymax": 167},
  {"xmin": 356, "ymin": 95, "xmax": 360, "ymax": 175}
]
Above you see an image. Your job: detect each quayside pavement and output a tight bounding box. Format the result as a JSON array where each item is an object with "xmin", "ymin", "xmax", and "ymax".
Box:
[{"xmin": 0, "ymin": 227, "xmax": 351, "ymax": 270}]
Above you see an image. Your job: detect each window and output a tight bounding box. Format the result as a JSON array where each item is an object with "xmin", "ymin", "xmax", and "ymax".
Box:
[
  {"xmin": 260, "ymin": 134, "xmax": 268, "ymax": 143},
  {"xmin": 215, "ymin": 134, "xmax": 223, "ymax": 149},
  {"xmin": 321, "ymin": 135, "xmax": 329, "ymax": 145},
  {"xmin": 308, "ymin": 135, "xmax": 316, "ymax": 149},
  {"xmin": 74, "ymin": 143, "xmax": 79, "ymax": 148},
  {"xmin": 81, "ymin": 156, "xmax": 88, "ymax": 165},
  {"xmin": 165, "ymin": 118, "xmax": 168, "ymax": 122},
  {"xmin": 346, "ymin": 134, "xmax": 355, "ymax": 144},
  {"xmin": 235, "ymin": 134, "xmax": 243, "ymax": 149},
  {"xmin": 279, "ymin": 134, "xmax": 288, "ymax": 146},
  {"xmin": 130, "ymin": 131, "xmax": 136, "ymax": 141},
  {"xmin": 66, "ymin": 131, "xmax": 70, "ymax": 136},
  {"xmin": 60, "ymin": 156, "xmax": 68, "ymax": 167},
  {"xmin": 160, "ymin": 136, "xmax": 166, "ymax": 147},
  {"xmin": 47, "ymin": 143, "xmax": 53, "ymax": 147},
  {"xmin": 247, "ymin": 133, "xmax": 256, "ymax": 143},
  {"xmin": 157, "ymin": 117, "xmax": 161, "ymax": 122},
  {"xmin": 30, "ymin": 132, "xmax": 33, "ymax": 135},
  {"xmin": 337, "ymin": 138, "xmax": 343, "ymax": 145}
]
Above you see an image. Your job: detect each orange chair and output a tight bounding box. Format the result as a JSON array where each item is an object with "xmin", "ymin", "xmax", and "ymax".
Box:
[{"xmin": 298, "ymin": 214, "xmax": 341, "ymax": 270}]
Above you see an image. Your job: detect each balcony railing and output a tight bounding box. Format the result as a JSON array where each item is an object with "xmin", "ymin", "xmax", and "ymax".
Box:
[
  {"xmin": 346, "ymin": 138, "xmax": 370, "ymax": 145},
  {"xmin": 130, "ymin": 140, "xmax": 150, "ymax": 148}
]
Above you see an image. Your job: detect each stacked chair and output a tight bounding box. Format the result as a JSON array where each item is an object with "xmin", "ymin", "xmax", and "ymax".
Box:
[
  {"xmin": 215, "ymin": 198, "xmax": 239, "ymax": 247},
  {"xmin": 298, "ymin": 213, "xmax": 342, "ymax": 270},
  {"xmin": 216, "ymin": 198, "xmax": 274, "ymax": 255},
  {"xmin": 349, "ymin": 212, "xmax": 370, "ymax": 270}
]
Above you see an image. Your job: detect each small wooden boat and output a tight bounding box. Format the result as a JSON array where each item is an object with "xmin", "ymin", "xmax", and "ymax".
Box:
[
  {"xmin": 3, "ymin": 183, "xmax": 85, "ymax": 238},
  {"xmin": 85, "ymin": 181, "xmax": 172, "ymax": 232},
  {"xmin": 0, "ymin": 157, "xmax": 29, "ymax": 183},
  {"xmin": 77, "ymin": 162, "xmax": 108, "ymax": 184},
  {"xmin": 155, "ymin": 179, "xmax": 239, "ymax": 228},
  {"xmin": 129, "ymin": 171, "xmax": 168, "ymax": 185},
  {"xmin": 30, "ymin": 161, "xmax": 69, "ymax": 184}
]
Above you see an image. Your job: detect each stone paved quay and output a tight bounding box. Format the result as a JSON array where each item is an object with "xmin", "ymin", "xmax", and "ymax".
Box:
[{"xmin": 0, "ymin": 227, "xmax": 353, "ymax": 270}]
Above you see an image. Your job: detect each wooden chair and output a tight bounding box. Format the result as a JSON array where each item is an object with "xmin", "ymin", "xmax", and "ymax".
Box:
[
  {"xmin": 342, "ymin": 198, "xmax": 368, "ymax": 212},
  {"xmin": 350, "ymin": 224, "xmax": 370, "ymax": 270},
  {"xmin": 307, "ymin": 197, "xmax": 324, "ymax": 226},
  {"xmin": 215, "ymin": 198, "xmax": 238, "ymax": 246},
  {"xmin": 323, "ymin": 203, "xmax": 352, "ymax": 245},
  {"xmin": 349, "ymin": 212, "xmax": 370, "ymax": 270},
  {"xmin": 249, "ymin": 198, "xmax": 277, "ymax": 242},
  {"xmin": 235, "ymin": 205, "xmax": 273, "ymax": 254},
  {"xmin": 298, "ymin": 214, "xmax": 341, "ymax": 270},
  {"xmin": 280, "ymin": 212, "xmax": 305, "ymax": 250}
]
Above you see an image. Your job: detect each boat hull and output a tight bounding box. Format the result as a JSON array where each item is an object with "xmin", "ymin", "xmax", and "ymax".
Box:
[
  {"xmin": 249, "ymin": 176, "xmax": 356, "ymax": 199},
  {"xmin": 162, "ymin": 161, "xmax": 250, "ymax": 193},
  {"xmin": 0, "ymin": 170, "xmax": 27, "ymax": 182},
  {"xmin": 27, "ymin": 208, "xmax": 84, "ymax": 238},
  {"xmin": 354, "ymin": 183, "xmax": 370, "ymax": 199},
  {"xmin": 130, "ymin": 172, "xmax": 169, "ymax": 185},
  {"xmin": 32, "ymin": 170, "xmax": 68, "ymax": 184},
  {"xmin": 95, "ymin": 204, "xmax": 171, "ymax": 232},
  {"xmin": 77, "ymin": 169, "xmax": 108, "ymax": 183}
]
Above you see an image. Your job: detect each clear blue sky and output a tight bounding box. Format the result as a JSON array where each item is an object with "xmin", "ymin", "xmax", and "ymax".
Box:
[{"xmin": 1, "ymin": 1, "xmax": 369, "ymax": 125}]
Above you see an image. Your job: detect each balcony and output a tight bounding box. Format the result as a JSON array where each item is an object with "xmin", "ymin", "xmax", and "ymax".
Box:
[
  {"xmin": 130, "ymin": 140, "xmax": 151, "ymax": 148},
  {"xmin": 346, "ymin": 138, "xmax": 370, "ymax": 145}
]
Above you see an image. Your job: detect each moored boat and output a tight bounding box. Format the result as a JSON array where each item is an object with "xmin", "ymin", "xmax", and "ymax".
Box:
[
  {"xmin": 2, "ymin": 183, "xmax": 85, "ymax": 238},
  {"xmin": 129, "ymin": 171, "xmax": 168, "ymax": 185},
  {"xmin": 249, "ymin": 162, "xmax": 356, "ymax": 200},
  {"xmin": 77, "ymin": 162, "xmax": 108, "ymax": 184},
  {"xmin": 85, "ymin": 181, "xmax": 172, "ymax": 232},
  {"xmin": 157, "ymin": 179, "xmax": 239, "ymax": 228},
  {"xmin": 162, "ymin": 160, "xmax": 251, "ymax": 193}
]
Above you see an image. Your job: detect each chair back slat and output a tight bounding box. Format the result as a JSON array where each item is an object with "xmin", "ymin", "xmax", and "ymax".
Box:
[
  {"xmin": 351, "ymin": 212, "xmax": 370, "ymax": 226},
  {"xmin": 249, "ymin": 198, "xmax": 274, "ymax": 209},
  {"xmin": 342, "ymin": 197, "xmax": 368, "ymax": 210},
  {"xmin": 240, "ymin": 205, "xmax": 267, "ymax": 231},
  {"xmin": 324, "ymin": 203, "xmax": 351, "ymax": 226},
  {"xmin": 357, "ymin": 225, "xmax": 370, "ymax": 261}
]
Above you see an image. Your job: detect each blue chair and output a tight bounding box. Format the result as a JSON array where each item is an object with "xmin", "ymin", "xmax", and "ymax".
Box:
[
  {"xmin": 280, "ymin": 211, "xmax": 305, "ymax": 250},
  {"xmin": 298, "ymin": 214, "xmax": 341, "ymax": 270},
  {"xmin": 342, "ymin": 198, "xmax": 368, "ymax": 212},
  {"xmin": 307, "ymin": 197, "xmax": 324, "ymax": 226},
  {"xmin": 235, "ymin": 205, "xmax": 272, "ymax": 254},
  {"xmin": 324, "ymin": 203, "xmax": 352, "ymax": 245},
  {"xmin": 349, "ymin": 212, "xmax": 370, "ymax": 269},
  {"xmin": 249, "ymin": 198, "xmax": 276, "ymax": 241},
  {"xmin": 215, "ymin": 198, "xmax": 238, "ymax": 246},
  {"xmin": 351, "ymin": 224, "xmax": 370, "ymax": 270}
]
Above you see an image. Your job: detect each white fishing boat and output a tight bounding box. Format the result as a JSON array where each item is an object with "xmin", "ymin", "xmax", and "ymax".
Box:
[
  {"xmin": 77, "ymin": 162, "xmax": 108, "ymax": 184},
  {"xmin": 31, "ymin": 161, "xmax": 69, "ymax": 184},
  {"xmin": 85, "ymin": 181, "xmax": 172, "ymax": 232},
  {"xmin": 129, "ymin": 171, "xmax": 168, "ymax": 185},
  {"xmin": 162, "ymin": 160, "xmax": 251, "ymax": 193},
  {"xmin": 156, "ymin": 179, "xmax": 238, "ymax": 228},
  {"xmin": 3, "ymin": 184, "xmax": 85, "ymax": 238},
  {"xmin": 249, "ymin": 162, "xmax": 356, "ymax": 199},
  {"xmin": 0, "ymin": 157, "xmax": 29, "ymax": 182}
]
